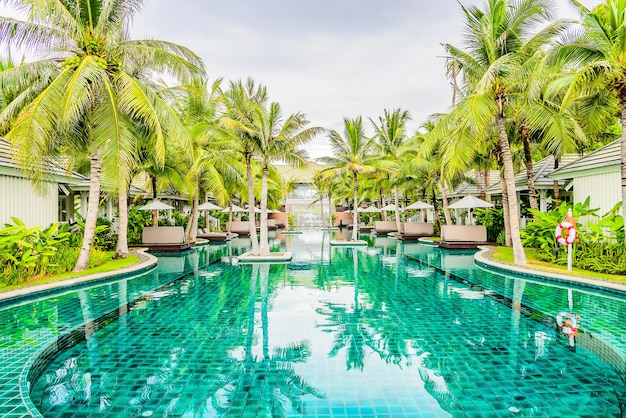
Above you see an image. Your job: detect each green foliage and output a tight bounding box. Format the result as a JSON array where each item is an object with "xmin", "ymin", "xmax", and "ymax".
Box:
[
  {"xmin": 474, "ymin": 206, "xmax": 504, "ymax": 243},
  {"xmin": 288, "ymin": 214, "xmax": 298, "ymax": 228},
  {"xmin": 0, "ymin": 217, "xmax": 114, "ymax": 286},
  {"xmin": 127, "ymin": 208, "xmax": 151, "ymax": 244},
  {"xmin": 521, "ymin": 199, "xmax": 625, "ymax": 274},
  {"xmin": 172, "ymin": 210, "xmax": 188, "ymax": 227},
  {"xmin": 0, "ymin": 218, "xmax": 69, "ymax": 285}
]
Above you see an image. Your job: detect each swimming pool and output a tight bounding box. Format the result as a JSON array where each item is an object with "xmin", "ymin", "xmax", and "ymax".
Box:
[{"xmin": 3, "ymin": 230, "xmax": 626, "ymax": 417}]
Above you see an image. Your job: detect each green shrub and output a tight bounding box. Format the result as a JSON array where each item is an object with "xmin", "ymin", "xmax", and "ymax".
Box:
[
  {"xmin": 127, "ymin": 208, "xmax": 151, "ymax": 244},
  {"xmin": 521, "ymin": 198, "xmax": 625, "ymax": 274},
  {"xmin": 475, "ymin": 206, "xmax": 504, "ymax": 243}
]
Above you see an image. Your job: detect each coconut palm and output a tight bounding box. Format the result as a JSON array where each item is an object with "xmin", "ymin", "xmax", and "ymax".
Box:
[
  {"xmin": 550, "ymin": 0, "xmax": 626, "ymax": 240},
  {"xmin": 251, "ymin": 102, "xmax": 321, "ymax": 255},
  {"xmin": 440, "ymin": 0, "xmax": 566, "ymax": 265},
  {"xmin": 371, "ymin": 108, "xmax": 411, "ymax": 233},
  {"xmin": 319, "ymin": 117, "xmax": 378, "ymax": 241},
  {"xmin": 220, "ymin": 78, "xmax": 268, "ymax": 255},
  {"xmin": 0, "ymin": 0, "xmax": 203, "ymax": 270}
]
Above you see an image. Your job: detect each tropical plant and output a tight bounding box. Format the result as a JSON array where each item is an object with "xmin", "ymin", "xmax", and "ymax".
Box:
[
  {"xmin": 0, "ymin": 0, "xmax": 203, "ymax": 271},
  {"xmin": 371, "ymin": 108, "xmax": 412, "ymax": 233},
  {"xmin": 550, "ymin": 0, "xmax": 626, "ymax": 244},
  {"xmin": 439, "ymin": 0, "xmax": 566, "ymax": 265},
  {"xmin": 319, "ymin": 117, "xmax": 378, "ymax": 241}
]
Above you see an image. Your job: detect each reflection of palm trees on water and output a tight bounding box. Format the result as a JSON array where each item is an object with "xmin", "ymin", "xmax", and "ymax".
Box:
[{"xmin": 211, "ymin": 263, "xmax": 325, "ymax": 416}]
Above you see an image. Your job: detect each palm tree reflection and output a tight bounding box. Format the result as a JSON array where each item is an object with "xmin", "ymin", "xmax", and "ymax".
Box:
[{"xmin": 210, "ymin": 263, "xmax": 325, "ymax": 416}]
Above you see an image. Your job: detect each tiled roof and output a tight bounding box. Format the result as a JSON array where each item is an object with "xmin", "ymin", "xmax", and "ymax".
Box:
[
  {"xmin": 484, "ymin": 154, "xmax": 580, "ymax": 194},
  {"xmin": 551, "ymin": 140, "xmax": 620, "ymax": 179},
  {"xmin": 448, "ymin": 170, "xmax": 500, "ymax": 198}
]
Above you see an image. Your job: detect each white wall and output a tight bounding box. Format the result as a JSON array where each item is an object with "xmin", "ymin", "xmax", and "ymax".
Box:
[
  {"xmin": 0, "ymin": 174, "xmax": 58, "ymax": 228},
  {"xmin": 573, "ymin": 171, "xmax": 620, "ymax": 224}
]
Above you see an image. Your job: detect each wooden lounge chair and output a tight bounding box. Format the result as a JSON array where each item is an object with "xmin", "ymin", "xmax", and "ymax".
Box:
[
  {"xmin": 373, "ymin": 220, "xmax": 398, "ymax": 235},
  {"xmin": 141, "ymin": 226, "xmax": 193, "ymax": 251},
  {"xmin": 197, "ymin": 228, "xmax": 238, "ymax": 242},
  {"xmin": 396, "ymin": 222, "xmax": 434, "ymax": 240},
  {"xmin": 438, "ymin": 225, "xmax": 489, "ymax": 249},
  {"xmin": 228, "ymin": 220, "xmax": 258, "ymax": 236}
]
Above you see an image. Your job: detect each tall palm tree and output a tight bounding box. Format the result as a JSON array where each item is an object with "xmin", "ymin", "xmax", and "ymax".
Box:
[
  {"xmin": 551, "ymin": 0, "xmax": 626, "ymax": 241},
  {"xmin": 441, "ymin": 0, "xmax": 564, "ymax": 265},
  {"xmin": 221, "ymin": 78, "xmax": 268, "ymax": 255},
  {"xmin": 0, "ymin": 0, "xmax": 203, "ymax": 270},
  {"xmin": 319, "ymin": 117, "xmax": 378, "ymax": 241},
  {"xmin": 252, "ymin": 102, "xmax": 321, "ymax": 256},
  {"xmin": 371, "ymin": 108, "xmax": 411, "ymax": 233}
]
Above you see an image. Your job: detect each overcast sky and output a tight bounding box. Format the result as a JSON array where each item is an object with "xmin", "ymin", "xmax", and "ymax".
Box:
[
  {"xmin": 3, "ymin": 0, "xmax": 602, "ymax": 159},
  {"xmin": 129, "ymin": 0, "xmax": 602, "ymax": 159}
]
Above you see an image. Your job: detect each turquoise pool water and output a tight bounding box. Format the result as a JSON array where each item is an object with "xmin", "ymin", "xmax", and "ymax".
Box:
[{"xmin": 2, "ymin": 230, "xmax": 626, "ymax": 417}]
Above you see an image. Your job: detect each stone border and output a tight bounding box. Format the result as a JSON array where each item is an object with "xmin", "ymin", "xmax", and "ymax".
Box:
[
  {"xmin": 474, "ymin": 246, "xmax": 626, "ymax": 293},
  {"xmin": 0, "ymin": 248, "xmax": 158, "ymax": 302}
]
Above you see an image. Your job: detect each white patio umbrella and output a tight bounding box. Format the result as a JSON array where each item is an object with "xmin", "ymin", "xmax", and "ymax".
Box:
[
  {"xmin": 220, "ymin": 204, "xmax": 246, "ymax": 213},
  {"xmin": 406, "ymin": 200, "xmax": 434, "ymax": 210},
  {"xmin": 198, "ymin": 201, "xmax": 222, "ymax": 211},
  {"xmin": 138, "ymin": 199, "xmax": 174, "ymax": 226},
  {"xmin": 138, "ymin": 199, "xmax": 175, "ymax": 211},
  {"xmin": 357, "ymin": 206, "xmax": 381, "ymax": 213},
  {"xmin": 448, "ymin": 195, "xmax": 493, "ymax": 225},
  {"xmin": 381, "ymin": 203, "xmax": 402, "ymax": 211}
]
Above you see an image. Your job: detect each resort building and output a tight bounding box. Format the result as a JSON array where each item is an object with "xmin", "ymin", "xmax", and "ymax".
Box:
[{"xmin": 551, "ymin": 140, "xmax": 621, "ymax": 225}]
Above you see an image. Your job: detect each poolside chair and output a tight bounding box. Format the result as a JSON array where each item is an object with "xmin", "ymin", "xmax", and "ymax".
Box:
[
  {"xmin": 373, "ymin": 221, "xmax": 398, "ymax": 235},
  {"xmin": 437, "ymin": 225, "xmax": 489, "ymax": 249},
  {"xmin": 197, "ymin": 228, "xmax": 238, "ymax": 242},
  {"xmin": 396, "ymin": 222, "xmax": 434, "ymax": 240},
  {"xmin": 141, "ymin": 226, "xmax": 193, "ymax": 251}
]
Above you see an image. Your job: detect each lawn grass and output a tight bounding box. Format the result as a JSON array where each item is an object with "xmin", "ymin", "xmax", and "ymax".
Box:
[
  {"xmin": 0, "ymin": 253, "xmax": 140, "ymax": 293},
  {"xmin": 489, "ymin": 246, "xmax": 626, "ymax": 284}
]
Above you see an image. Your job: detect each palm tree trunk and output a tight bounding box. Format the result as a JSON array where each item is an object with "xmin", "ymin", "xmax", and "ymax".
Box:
[
  {"xmin": 259, "ymin": 164, "xmax": 270, "ymax": 256},
  {"xmin": 74, "ymin": 149, "xmax": 103, "ymax": 272},
  {"xmin": 185, "ymin": 192, "xmax": 199, "ymax": 242},
  {"xmin": 522, "ymin": 128, "xmax": 538, "ymax": 212},
  {"xmin": 441, "ymin": 180, "xmax": 452, "ymax": 225},
  {"xmin": 246, "ymin": 155, "xmax": 260, "ymax": 255},
  {"xmin": 328, "ymin": 191, "xmax": 334, "ymax": 228},
  {"xmin": 114, "ymin": 181, "xmax": 129, "ymax": 259},
  {"xmin": 319, "ymin": 191, "xmax": 325, "ymax": 229},
  {"xmin": 150, "ymin": 174, "xmax": 158, "ymax": 226},
  {"xmin": 500, "ymin": 169, "xmax": 512, "ymax": 246},
  {"xmin": 497, "ymin": 115, "xmax": 528, "ymax": 265},
  {"xmin": 352, "ymin": 173, "xmax": 359, "ymax": 241},
  {"xmin": 394, "ymin": 186, "xmax": 402, "ymax": 233}
]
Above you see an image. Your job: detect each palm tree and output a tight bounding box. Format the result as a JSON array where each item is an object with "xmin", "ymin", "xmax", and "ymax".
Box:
[
  {"xmin": 319, "ymin": 117, "xmax": 378, "ymax": 241},
  {"xmin": 440, "ymin": 0, "xmax": 564, "ymax": 265},
  {"xmin": 220, "ymin": 78, "xmax": 268, "ymax": 255},
  {"xmin": 551, "ymin": 0, "xmax": 626, "ymax": 241},
  {"xmin": 371, "ymin": 108, "xmax": 411, "ymax": 233},
  {"xmin": 251, "ymin": 102, "xmax": 321, "ymax": 255},
  {"xmin": 0, "ymin": 0, "xmax": 203, "ymax": 270}
]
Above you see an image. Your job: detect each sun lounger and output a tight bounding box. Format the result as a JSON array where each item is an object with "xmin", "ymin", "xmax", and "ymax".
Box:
[
  {"xmin": 141, "ymin": 226, "xmax": 193, "ymax": 251},
  {"xmin": 197, "ymin": 228, "xmax": 238, "ymax": 242},
  {"xmin": 396, "ymin": 222, "xmax": 434, "ymax": 240},
  {"xmin": 228, "ymin": 220, "xmax": 258, "ymax": 236},
  {"xmin": 373, "ymin": 221, "xmax": 398, "ymax": 235},
  {"xmin": 438, "ymin": 225, "xmax": 489, "ymax": 249}
]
